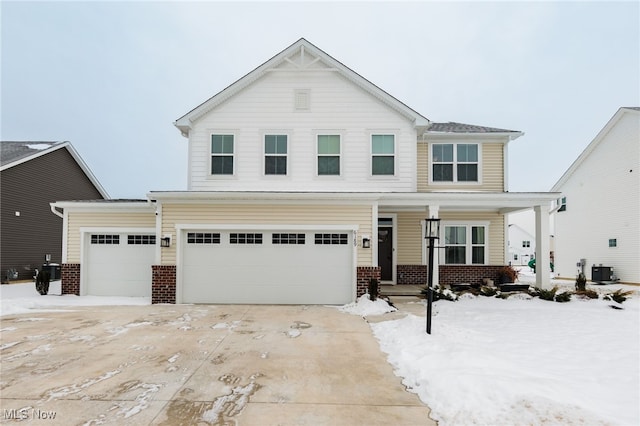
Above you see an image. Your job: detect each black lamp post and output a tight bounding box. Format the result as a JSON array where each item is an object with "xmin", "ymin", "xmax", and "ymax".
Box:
[{"xmin": 425, "ymin": 217, "xmax": 440, "ymax": 334}]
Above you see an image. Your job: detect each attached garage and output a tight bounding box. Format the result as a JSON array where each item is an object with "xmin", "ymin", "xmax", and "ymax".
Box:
[
  {"xmin": 82, "ymin": 231, "xmax": 156, "ymax": 297},
  {"xmin": 179, "ymin": 228, "xmax": 356, "ymax": 304}
]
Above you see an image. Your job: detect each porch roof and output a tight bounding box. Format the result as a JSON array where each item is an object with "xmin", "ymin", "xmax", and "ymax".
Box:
[{"xmin": 147, "ymin": 190, "xmax": 558, "ymax": 213}]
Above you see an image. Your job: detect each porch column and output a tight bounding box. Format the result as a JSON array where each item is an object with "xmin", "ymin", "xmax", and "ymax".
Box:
[
  {"xmin": 534, "ymin": 204, "xmax": 551, "ymax": 288},
  {"xmin": 427, "ymin": 205, "xmax": 440, "ymax": 287}
]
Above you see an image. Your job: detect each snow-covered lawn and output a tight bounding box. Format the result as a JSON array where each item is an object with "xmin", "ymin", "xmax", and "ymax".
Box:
[
  {"xmin": 343, "ymin": 280, "xmax": 639, "ymax": 426},
  {"xmin": 0, "ymin": 281, "xmax": 149, "ymax": 317}
]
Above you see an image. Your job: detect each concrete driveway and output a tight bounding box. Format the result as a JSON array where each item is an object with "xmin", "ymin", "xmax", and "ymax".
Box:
[{"xmin": 0, "ymin": 304, "xmax": 435, "ymax": 425}]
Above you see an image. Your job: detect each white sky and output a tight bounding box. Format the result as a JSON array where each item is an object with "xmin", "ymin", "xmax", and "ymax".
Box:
[{"xmin": 2, "ymin": 1, "xmax": 638, "ymax": 198}]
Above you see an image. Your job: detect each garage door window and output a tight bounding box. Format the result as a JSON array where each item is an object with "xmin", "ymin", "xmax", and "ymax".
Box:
[
  {"xmin": 187, "ymin": 233, "xmax": 220, "ymax": 244},
  {"xmin": 91, "ymin": 234, "xmax": 119, "ymax": 244},
  {"xmin": 230, "ymin": 233, "xmax": 263, "ymax": 244},
  {"xmin": 315, "ymin": 233, "xmax": 348, "ymax": 245},
  {"xmin": 128, "ymin": 235, "xmax": 156, "ymax": 245},
  {"xmin": 272, "ymin": 233, "xmax": 305, "ymax": 244}
]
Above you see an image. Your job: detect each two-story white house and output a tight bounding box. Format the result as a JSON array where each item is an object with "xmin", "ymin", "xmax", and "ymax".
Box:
[
  {"xmin": 551, "ymin": 107, "xmax": 639, "ymax": 284},
  {"xmin": 52, "ymin": 39, "xmax": 558, "ymax": 304}
]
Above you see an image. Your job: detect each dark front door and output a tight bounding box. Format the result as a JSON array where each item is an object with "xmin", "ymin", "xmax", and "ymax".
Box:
[{"xmin": 378, "ymin": 226, "xmax": 393, "ymax": 281}]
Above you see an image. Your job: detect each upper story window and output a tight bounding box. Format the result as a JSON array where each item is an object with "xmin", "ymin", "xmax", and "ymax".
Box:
[
  {"xmin": 557, "ymin": 197, "xmax": 567, "ymax": 212},
  {"xmin": 265, "ymin": 135, "xmax": 287, "ymax": 175},
  {"xmin": 522, "ymin": 240, "xmax": 531, "ymax": 248},
  {"xmin": 432, "ymin": 143, "xmax": 478, "ymax": 182},
  {"xmin": 317, "ymin": 135, "xmax": 340, "ymax": 176},
  {"xmin": 443, "ymin": 224, "xmax": 487, "ymax": 264},
  {"xmin": 371, "ymin": 135, "xmax": 395, "ymax": 176},
  {"xmin": 211, "ymin": 135, "xmax": 234, "ymax": 175}
]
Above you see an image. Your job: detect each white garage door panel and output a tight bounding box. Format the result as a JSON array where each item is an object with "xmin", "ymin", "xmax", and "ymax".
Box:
[
  {"xmin": 85, "ymin": 234, "xmax": 155, "ymax": 297},
  {"xmin": 182, "ymin": 231, "xmax": 353, "ymax": 304}
]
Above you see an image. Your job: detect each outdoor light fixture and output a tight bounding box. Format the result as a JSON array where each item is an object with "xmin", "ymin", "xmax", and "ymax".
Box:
[
  {"xmin": 424, "ymin": 217, "xmax": 441, "ymax": 334},
  {"xmin": 45, "ymin": 254, "xmax": 51, "ymax": 264},
  {"xmin": 160, "ymin": 236, "xmax": 171, "ymax": 248},
  {"xmin": 362, "ymin": 237, "xmax": 371, "ymax": 248}
]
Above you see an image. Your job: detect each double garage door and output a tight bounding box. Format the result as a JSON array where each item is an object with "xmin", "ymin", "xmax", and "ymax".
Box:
[
  {"xmin": 181, "ymin": 230, "xmax": 354, "ymax": 305},
  {"xmin": 84, "ymin": 233, "xmax": 155, "ymax": 297}
]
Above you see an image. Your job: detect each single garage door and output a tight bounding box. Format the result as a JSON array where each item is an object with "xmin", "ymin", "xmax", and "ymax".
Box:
[
  {"xmin": 84, "ymin": 233, "xmax": 155, "ymax": 297},
  {"xmin": 181, "ymin": 230, "xmax": 354, "ymax": 304}
]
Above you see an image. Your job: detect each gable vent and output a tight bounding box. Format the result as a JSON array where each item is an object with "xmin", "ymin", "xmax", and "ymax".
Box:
[{"xmin": 294, "ymin": 89, "xmax": 310, "ymax": 111}]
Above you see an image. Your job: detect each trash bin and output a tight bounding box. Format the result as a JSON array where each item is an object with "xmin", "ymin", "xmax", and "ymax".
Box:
[{"xmin": 42, "ymin": 263, "xmax": 61, "ymax": 280}]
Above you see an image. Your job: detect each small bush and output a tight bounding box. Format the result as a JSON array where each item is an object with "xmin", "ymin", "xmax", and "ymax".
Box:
[
  {"xmin": 497, "ymin": 266, "xmax": 519, "ymax": 284},
  {"xmin": 574, "ymin": 289, "xmax": 599, "ymax": 299},
  {"xmin": 555, "ymin": 291, "xmax": 572, "ymax": 303},
  {"xmin": 604, "ymin": 289, "xmax": 634, "ymax": 304},
  {"xmin": 575, "ymin": 273, "xmax": 587, "ymax": 292},
  {"xmin": 432, "ymin": 285, "xmax": 458, "ymax": 302},
  {"xmin": 534, "ymin": 286, "xmax": 558, "ymax": 301},
  {"xmin": 480, "ymin": 286, "xmax": 498, "ymax": 297}
]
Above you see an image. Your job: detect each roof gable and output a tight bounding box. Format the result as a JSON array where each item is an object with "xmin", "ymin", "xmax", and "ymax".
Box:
[
  {"xmin": 551, "ymin": 107, "xmax": 640, "ymax": 191},
  {"xmin": 174, "ymin": 38, "xmax": 430, "ymax": 136},
  {"xmin": 0, "ymin": 141, "xmax": 109, "ymax": 198}
]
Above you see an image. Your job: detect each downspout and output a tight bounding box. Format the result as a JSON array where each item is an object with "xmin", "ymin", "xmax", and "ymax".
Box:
[{"xmin": 50, "ymin": 203, "xmax": 63, "ymax": 218}]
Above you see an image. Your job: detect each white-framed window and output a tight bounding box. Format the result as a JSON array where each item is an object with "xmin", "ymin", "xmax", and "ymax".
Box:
[
  {"xmin": 265, "ymin": 135, "xmax": 287, "ymax": 175},
  {"xmin": 432, "ymin": 143, "xmax": 479, "ymax": 182},
  {"xmin": 522, "ymin": 240, "xmax": 531, "ymax": 248},
  {"xmin": 211, "ymin": 134, "xmax": 234, "ymax": 175},
  {"xmin": 317, "ymin": 135, "xmax": 340, "ymax": 176},
  {"xmin": 371, "ymin": 134, "xmax": 395, "ymax": 175},
  {"xmin": 608, "ymin": 238, "xmax": 617, "ymax": 248},
  {"xmin": 443, "ymin": 224, "xmax": 487, "ymax": 264},
  {"xmin": 557, "ymin": 197, "xmax": 567, "ymax": 212}
]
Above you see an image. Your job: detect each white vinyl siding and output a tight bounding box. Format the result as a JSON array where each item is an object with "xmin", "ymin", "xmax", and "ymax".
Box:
[{"xmin": 187, "ymin": 70, "xmax": 416, "ymax": 192}]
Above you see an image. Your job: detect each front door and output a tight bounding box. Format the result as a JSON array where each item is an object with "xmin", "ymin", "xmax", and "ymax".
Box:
[{"xmin": 378, "ymin": 225, "xmax": 393, "ymax": 281}]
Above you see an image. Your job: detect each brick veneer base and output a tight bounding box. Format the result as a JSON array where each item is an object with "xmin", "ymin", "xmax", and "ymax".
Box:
[
  {"xmin": 61, "ymin": 263, "xmax": 80, "ymax": 295},
  {"xmin": 397, "ymin": 264, "xmax": 429, "ymax": 285},
  {"xmin": 438, "ymin": 265, "xmax": 507, "ymax": 287},
  {"xmin": 356, "ymin": 266, "xmax": 381, "ymax": 297},
  {"xmin": 152, "ymin": 265, "xmax": 176, "ymax": 304}
]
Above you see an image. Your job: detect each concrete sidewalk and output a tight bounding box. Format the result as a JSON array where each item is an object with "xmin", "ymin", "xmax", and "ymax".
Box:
[{"xmin": 0, "ymin": 304, "xmax": 436, "ymax": 425}]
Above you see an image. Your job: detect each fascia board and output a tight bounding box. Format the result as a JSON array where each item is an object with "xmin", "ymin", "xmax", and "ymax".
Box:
[
  {"xmin": 148, "ymin": 191, "xmax": 380, "ymax": 204},
  {"xmin": 50, "ymin": 201, "xmax": 154, "ymax": 213}
]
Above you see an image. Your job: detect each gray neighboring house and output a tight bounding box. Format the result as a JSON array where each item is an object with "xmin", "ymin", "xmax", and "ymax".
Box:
[{"xmin": 1, "ymin": 141, "xmax": 108, "ymax": 282}]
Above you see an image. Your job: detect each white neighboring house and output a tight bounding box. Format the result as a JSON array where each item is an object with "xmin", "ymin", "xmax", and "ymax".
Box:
[
  {"xmin": 551, "ymin": 107, "xmax": 640, "ymax": 284},
  {"xmin": 508, "ymin": 223, "xmax": 536, "ymax": 266}
]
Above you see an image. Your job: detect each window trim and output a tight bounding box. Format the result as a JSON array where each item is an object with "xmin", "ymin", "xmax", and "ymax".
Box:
[
  {"xmin": 316, "ymin": 133, "xmax": 342, "ymax": 177},
  {"xmin": 370, "ymin": 133, "xmax": 397, "ymax": 177},
  {"xmin": 263, "ymin": 133, "xmax": 289, "ymax": 177},
  {"xmin": 429, "ymin": 142, "xmax": 482, "ymax": 185},
  {"xmin": 439, "ymin": 221, "xmax": 489, "ymax": 265},
  {"xmin": 209, "ymin": 132, "xmax": 236, "ymax": 178}
]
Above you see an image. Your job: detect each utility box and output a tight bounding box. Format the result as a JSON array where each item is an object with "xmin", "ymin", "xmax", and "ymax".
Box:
[{"xmin": 591, "ymin": 266, "xmax": 612, "ymax": 282}]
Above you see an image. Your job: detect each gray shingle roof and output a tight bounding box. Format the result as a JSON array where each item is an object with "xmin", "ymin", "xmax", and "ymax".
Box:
[
  {"xmin": 0, "ymin": 141, "xmax": 65, "ymax": 167},
  {"xmin": 427, "ymin": 122, "xmax": 519, "ymax": 134}
]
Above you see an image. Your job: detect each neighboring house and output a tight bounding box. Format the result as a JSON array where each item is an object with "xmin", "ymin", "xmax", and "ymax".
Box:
[
  {"xmin": 1, "ymin": 141, "xmax": 108, "ymax": 282},
  {"xmin": 551, "ymin": 107, "xmax": 640, "ymax": 284},
  {"xmin": 508, "ymin": 223, "xmax": 536, "ymax": 266},
  {"xmin": 51, "ymin": 39, "xmax": 558, "ymax": 304}
]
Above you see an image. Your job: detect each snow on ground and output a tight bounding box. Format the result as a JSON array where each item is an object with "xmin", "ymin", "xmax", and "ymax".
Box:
[
  {"xmin": 362, "ymin": 285, "xmax": 640, "ymax": 426},
  {"xmin": 0, "ymin": 281, "xmax": 149, "ymax": 317},
  {"xmin": 338, "ymin": 293, "xmax": 397, "ymax": 316}
]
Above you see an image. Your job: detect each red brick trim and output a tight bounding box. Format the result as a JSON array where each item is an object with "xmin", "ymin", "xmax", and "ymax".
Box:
[
  {"xmin": 61, "ymin": 263, "xmax": 80, "ymax": 295},
  {"xmin": 152, "ymin": 265, "xmax": 176, "ymax": 304},
  {"xmin": 357, "ymin": 266, "xmax": 381, "ymax": 297},
  {"xmin": 438, "ymin": 265, "xmax": 507, "ymax": 287},
  {"xmin": 397, "ymin": 264, "xmax": 429, "ymax": 285}
]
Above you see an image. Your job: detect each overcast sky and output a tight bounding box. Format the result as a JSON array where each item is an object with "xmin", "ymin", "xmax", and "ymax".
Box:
[{"xmin": 2, "ymin": 1, "xmax": 638, "ymax": 198}]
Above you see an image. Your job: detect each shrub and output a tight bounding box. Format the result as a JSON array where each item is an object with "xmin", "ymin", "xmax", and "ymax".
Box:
[
  {"xmin": 534, "ymin": 286, "xmax": 558, "ymax": 301},
  {"xmin": 575, "ymin": 273, "xmax": 587, "ymax": 292},
  {"xmin": 497, "ymin": 266, "xmax": 519, "ymax": 284},
  {"xmin": 574, "ymin": 289, "xmax": 599, "ymax": 299},
  {"xmin": 480, "ymin": 286, "xmax": 498, "ymax": 297},
  {"xmin": 603, "ymin": 289, "xmax": 634, "ymax": 304},
  {"xmin": 555, "ymin": 291, "xmax": 572, "ymax": 303},
  {"xmin": 432, "ymin": 285, "xmax": 458, "ymax": 302}
]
